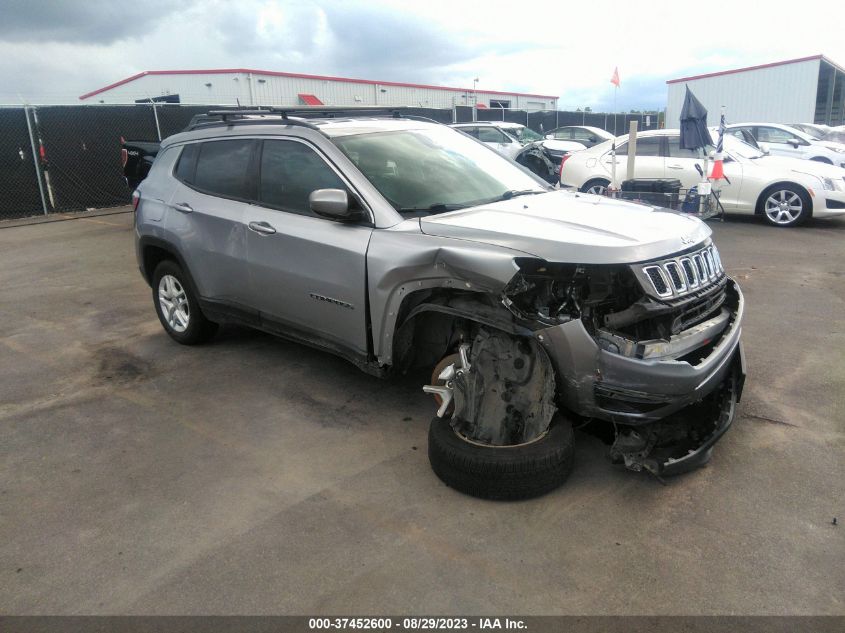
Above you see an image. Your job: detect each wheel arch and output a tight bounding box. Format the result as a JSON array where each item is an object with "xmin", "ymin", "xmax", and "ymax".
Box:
[
  {"xmin": 580, "ymin": 177, "xmax": 611, "ymax": 194},
  {"xmin": 138, "ymin": 236, "xmax": 203, "ymax": 298},
  {"xmin": 389, "ymin": 288, "xmax": 530, "ymax": 371}
]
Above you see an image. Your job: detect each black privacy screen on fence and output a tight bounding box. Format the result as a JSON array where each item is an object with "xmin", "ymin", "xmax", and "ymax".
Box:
[
  {"xmin": 0, "ymin": 108, "xmax": 45, "ymax": 219},
  {"xmin": 0, "ymin": 103, "xmax": 661, "ymax": 220}
]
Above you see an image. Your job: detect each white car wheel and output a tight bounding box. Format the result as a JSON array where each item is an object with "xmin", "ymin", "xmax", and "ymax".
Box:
[
  {"xmin": 581, "ymin": 179, "xmax": 610, "ymax": 196},
  {"xmin": 762, "ymin": 187, "xmax": 809, "ymax": 227}
]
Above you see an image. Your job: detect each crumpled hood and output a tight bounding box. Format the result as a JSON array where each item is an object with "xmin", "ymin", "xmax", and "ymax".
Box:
[{"xmin": 420, "ymin": 190, "xmax": 711, "ymax": 264}]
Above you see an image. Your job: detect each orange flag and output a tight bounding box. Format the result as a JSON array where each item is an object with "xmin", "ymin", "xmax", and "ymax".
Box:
[{"xmin": 610, "ymin": 67, "xmax": 620, "ymax": 87}]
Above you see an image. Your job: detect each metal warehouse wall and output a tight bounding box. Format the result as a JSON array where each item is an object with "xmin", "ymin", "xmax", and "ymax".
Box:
[
  {"xmin": 666, "ymin": 58, "xmax": 820, "ymax": 126},
  {"xmin": 81, "ymin": 72, "xmax": 557, "ymax": 110}
]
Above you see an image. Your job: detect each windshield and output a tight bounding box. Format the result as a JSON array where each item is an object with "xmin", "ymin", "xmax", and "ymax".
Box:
[
  {"xmin": 723, "ymin": 135, "xmax": 765, "ymax": 159},
  {"xmin": 820, "ymin": 130, "xmax": 845, "ymax": 144},
  {"xmin": 332, "ymin": 127, "xmax": 546, "ymax": 216},
  {"xmin": 510, "ymin": 126, "xmax": 543, "ymax": 143},
  {"xmin": 793, "ymin": 124, "xmax": 824, "ymax": 139}
]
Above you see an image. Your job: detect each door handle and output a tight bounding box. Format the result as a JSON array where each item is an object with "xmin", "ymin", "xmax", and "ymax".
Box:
[
  {"xmin": 667, "ymin": 164, "xmax": 684, "ymax": 170},
  {"xmin": 248, "ymin": 221, "xmax": 276, "ymax": 235},
  {"xmin": 173, "ymin": 202, "xmax": 193, "ymax": 213}
]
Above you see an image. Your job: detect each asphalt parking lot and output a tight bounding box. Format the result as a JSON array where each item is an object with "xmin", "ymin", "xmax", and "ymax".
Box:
[{"xmin": 1, "ymin": 208, "xmax": 843, "ymax": 615}]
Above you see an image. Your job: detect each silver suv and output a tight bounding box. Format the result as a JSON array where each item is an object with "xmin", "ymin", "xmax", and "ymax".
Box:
[{"xmin": 134, "ymin": 108, "xmax": 746, "ymax": 499}]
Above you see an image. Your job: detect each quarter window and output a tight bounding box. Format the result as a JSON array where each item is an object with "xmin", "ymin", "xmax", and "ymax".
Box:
[
  {"xmin": 174, "ymin": 143, "xmax": 199, "ymax": 183},
  {"xmin": 193, "ymin": 139, "xmax": 255, "ymax": 199},
  {"xmin": 259, "ymin": 140, "xmax": 347, "ymax": 216}
]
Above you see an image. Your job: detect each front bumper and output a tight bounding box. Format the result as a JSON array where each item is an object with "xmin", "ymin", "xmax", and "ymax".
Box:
[
  {"xmin": 536, "ymin": 278, "xmax": 745, "ymax": 475},
  {"xmin": 815, "ymin": 189, "xmax": 845, "ymax": 218}
]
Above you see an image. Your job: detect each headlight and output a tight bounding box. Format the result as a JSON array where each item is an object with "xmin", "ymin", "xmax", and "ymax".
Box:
[
  {"xmin": 819, "ymin": 177, "xmax": 845, "ymax": 192},
  {"xmin": 830, "ymin": 147, "xmax": 845, "ymax": 154}
]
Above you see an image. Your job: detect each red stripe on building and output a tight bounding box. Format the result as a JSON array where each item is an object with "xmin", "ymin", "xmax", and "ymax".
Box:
[
  {"xmin": 665, "ymin": 54, "xmax": 844, "ymax": 84},
  {"xmin": 79, "ymin": 68, "xmax": 558, "ymax": 101}
]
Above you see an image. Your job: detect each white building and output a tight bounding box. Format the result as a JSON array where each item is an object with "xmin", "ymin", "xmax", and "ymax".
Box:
[
  {"xmin": 79, "ymin": 68, "xmax": 558, "ymax": 111},
  {"xmin": 666, "ymin": 55, "xmax": 845, "ymax": 127}
]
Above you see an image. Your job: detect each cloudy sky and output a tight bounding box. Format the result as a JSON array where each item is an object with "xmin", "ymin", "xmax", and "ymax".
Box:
[{"xmin": 1, "ymin": 0, "xmax": 843, "ymax": 111}]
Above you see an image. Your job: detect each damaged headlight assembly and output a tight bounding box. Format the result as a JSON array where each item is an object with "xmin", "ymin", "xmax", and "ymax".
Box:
[{"xmin": 501, "ymin": 252, "xmax": 733, "ymax": 364}]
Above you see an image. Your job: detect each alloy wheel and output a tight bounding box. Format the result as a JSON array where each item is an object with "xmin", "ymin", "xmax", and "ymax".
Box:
[
  {"xmin": 158, "ymin": 274, "xmax": 190, "ymax": 333},
  {"xmin": 764, "ymin": 190, "xmax": 803, "ymax": 225}
]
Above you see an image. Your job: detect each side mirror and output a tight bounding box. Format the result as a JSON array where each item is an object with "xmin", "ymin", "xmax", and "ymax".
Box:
[
  {"xmin": 545, "ymin": 133, "xmax": 554, "ymax": 139},
  {"xmin": 309, "ymin": 189, "xmax": 357, "ymax": 221},
  {"xmin": 788, "ymin": 138, "xmax": 802, "ymax": 148},
  {"xmin": 589, "ymin": 136, "xmax": 598, "ymax": 143},
  {"xmin": 758, "ymin": 142, "xmax": 771, "ymax": 155}
]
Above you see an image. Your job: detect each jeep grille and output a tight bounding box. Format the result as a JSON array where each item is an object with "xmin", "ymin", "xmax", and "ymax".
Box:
[{"xmin": 639, "ymin": 244, "xmax": 724, "ymax": 299}]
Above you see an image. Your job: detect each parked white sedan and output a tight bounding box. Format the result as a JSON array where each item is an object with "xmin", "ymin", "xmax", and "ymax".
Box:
[
  {"xmin": 726, "ymin": 123, "xmax": 845, "ymax": 168},
  {"xmin": 559, "ymin": 129, "xmax": 845, "ymax": 227},
  {"xmin": 449, "ymin": 122, "xmax": 527, "ymax": 159}
]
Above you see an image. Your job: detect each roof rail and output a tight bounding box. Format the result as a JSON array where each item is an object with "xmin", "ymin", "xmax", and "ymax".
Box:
[{"xmin": 184, "ymin": 105, "xmax": 446, "ymax": 132}]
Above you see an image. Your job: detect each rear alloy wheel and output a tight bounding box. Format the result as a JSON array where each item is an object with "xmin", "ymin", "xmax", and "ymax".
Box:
[
  {"xmin": 423, "ymin": 330, "xmax": 574, "ymax": 500},
  {"xmin": 152, "ymin": 260, "xmax": 218, "ymax": 345},
  {"xmin": 761, "ymin": 186, "xmax": 810, "ymax": 227},
  {"xmin": 581, "ymin": 179, "xmax": 610, "ymax": 196}
]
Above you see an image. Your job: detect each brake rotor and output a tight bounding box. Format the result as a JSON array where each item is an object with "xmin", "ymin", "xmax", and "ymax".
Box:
[{"xmin": 429, "ymin": 352, "xmax": 459, "ymax": 415}]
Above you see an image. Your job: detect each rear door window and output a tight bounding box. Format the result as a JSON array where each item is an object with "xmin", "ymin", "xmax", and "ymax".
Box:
[
  {"xmin": 258, "ymin": 139, "xmax": 347, "ymax": 216},
  {"xmin": 193, "ymin": 139, "xmax": 256, "ymax": 199},
  {"xmin": 666, "ymin": 137, "xmax": 712, "ymax": 158},
  {"xmin": 613, "ymin": 137, "xmax": 662, "ymax": 156},
  {"xmin": 570, "ymin": 128, "xmax": 597, "ymax": 143},
  {"xmin": 477, "ymin": 127, "xmax": 510, "ymax": 143}
]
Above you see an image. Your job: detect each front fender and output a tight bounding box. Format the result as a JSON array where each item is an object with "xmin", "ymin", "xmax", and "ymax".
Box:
[{"xmin": 366, "ymin": 226, "xmax": 531, "ymax": 364}]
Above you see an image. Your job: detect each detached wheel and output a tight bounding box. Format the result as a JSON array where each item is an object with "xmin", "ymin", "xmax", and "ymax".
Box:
[
  {"xmin": 428, "ymin": 414, "xmax": 574, "ymax": 500},
  {"xmin": 760, "ymin": 185, "xmax": 811, "ymax": 227},
  {"xmin": 580, "ymin": 178, "xmax": 610, "ymax": 195},
  {"xmin": 152, "ymin": 260, "xmax": 218, "ymax": 345}
]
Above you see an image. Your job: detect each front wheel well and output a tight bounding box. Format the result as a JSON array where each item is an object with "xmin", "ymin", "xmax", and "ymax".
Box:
[
  {"xmin": 810, "ymin": 156, "xmax": 833, "ymax": 164},
  {"xmin": 391, "ymin": 289, "xmax": 524, "ymax": 371},
  {"xmin": 754, "ymin": 181, "xmax": 813, "ymax": 216}
]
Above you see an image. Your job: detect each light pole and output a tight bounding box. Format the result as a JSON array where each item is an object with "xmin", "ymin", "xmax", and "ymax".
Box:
[{"xmin": 473, "ymin": 77, "xmax": 479, "ymax": 121}]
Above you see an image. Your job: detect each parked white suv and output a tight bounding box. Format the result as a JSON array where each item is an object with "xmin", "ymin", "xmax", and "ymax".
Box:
[{"xmin": 726, "ymin": 123, "xmax": 845, "ymax": 168}]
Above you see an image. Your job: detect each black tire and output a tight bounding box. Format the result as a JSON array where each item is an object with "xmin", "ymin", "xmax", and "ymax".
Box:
[
  {"xmin": 758, "ymin": 184, "xmax": 812, "ymax": 227},
  {"xmin": 580, "ymin": 178, "xmax": 610, "ymax": 195},
  {"xmin": 152, "ymin": 260, "xmax": 218, "ymax": 345},
  {"xmin": 428, "ymin": 414, "xmax": 574, "ymax": 500}
]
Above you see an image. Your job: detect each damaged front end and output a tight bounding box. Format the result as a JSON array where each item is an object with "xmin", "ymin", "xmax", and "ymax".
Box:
[{"xmin": 501, "ymin": 240, "xmax": 746, "ymax": 476}]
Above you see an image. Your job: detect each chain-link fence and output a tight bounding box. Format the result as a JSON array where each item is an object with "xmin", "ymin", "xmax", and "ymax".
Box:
[{"xmin": 0, "ymin": 103, "xmax": 663, "ymax": 221}]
